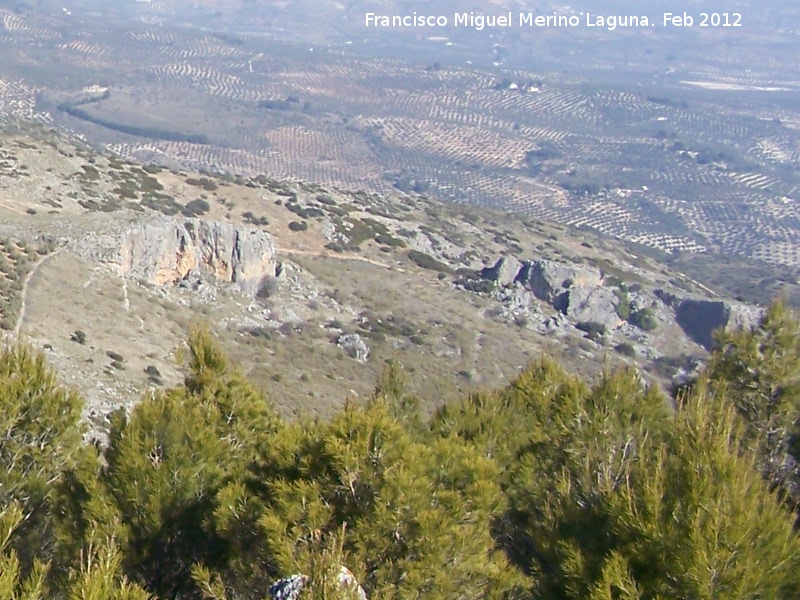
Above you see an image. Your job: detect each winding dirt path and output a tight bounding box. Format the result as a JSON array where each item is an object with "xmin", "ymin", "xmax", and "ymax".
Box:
[
  {"xmin": 9, "ymin": 245, "xmax": 406, "ymax": 339},
  {"xmin": 276, "ymin": 246, "xmax": 406, "ymax": 272},
  {"xmin": 14, "ymin": 248, "xmax": 64, "ymax": 338}
]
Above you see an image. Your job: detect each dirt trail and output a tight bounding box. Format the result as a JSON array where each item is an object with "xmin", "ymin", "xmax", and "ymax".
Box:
[
  {"xmin": 14, "ymin": 248, "xmax": 64, "ymax": 337},
  {"xmin": 277, "ymin": 247, "xmax": 406, "ymax": 272},
  {"xmin": 11, "ymin": 245, "xmax": 405, "ymax": 339}
]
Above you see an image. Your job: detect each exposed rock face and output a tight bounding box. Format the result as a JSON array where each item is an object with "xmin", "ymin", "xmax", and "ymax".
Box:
[
  {"xmin": 269, "ymin": 566, "xmax": 367, "ymax": 600},
  {"xmin": 478, "ymin": 257, "xmax": 602, "ymax": 301},
  {"xmin": 675, "ymin": 298, "xmax": 763, "ymax": 350},
  {"xmin": 516, "ymin": 260, "xmax": 603, "ymax": 302},
  {"xmin": 480, "ymin": 255, "xmax": 522, "ymax": 288},
  {"xmin": 478, "ymin": 255, "xmax": 620, "ymax": 331},
  {"xmin": 119, "ymin": 219, "xmax": 277, "ymax": 294},
  {"xmin": 471, "ymin": 253, "xmax": 765, "ymax": 360},
  {"xmin": 337, "ymin": 333, "xmax": 370, "ymax": 363},
  {"xmin": 554, "ymin": 286, "xmax": 623, "ymax": 328}
]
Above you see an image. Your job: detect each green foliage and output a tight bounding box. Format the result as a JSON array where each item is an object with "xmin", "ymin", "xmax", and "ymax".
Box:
[
  {"xmin": 4, "ymin": 316, "xmax": 800, "ymax": 600},
  {"xmin": 182, "ymin": 198, "xmax": 210, "ymax": 216},
  {"xmin": 0, "ymin": 503, "xmax": 48, "ymax": 600},
  {"xmin": 315, "ymin": 194, "xmax": 337, "ymax": 206},
  {"xmin": 373, "ymin": 233, "xmax": 406, "ymax": 248},
  {"xmin": 576, "ymin": 320, "xmax": 607, "ymax": 340},
  {"xmin": 371, "ymin": 359, "xmax": 420, "ymax": 425},
  {"xmin": 184, "ymin": 177, "xmax": 218, "ymax": 192},
  {"xmin": 101, "ymin": 389, "xmax": 231, "ymax": 594},
  {"xmin": 707, "ymin": 300, "xmax": 800, "ymax": 499},
  {"xmin": 342, "ymin": 218, "xmax": 377, "ymax": 246},
  {"xmin": 614, "ymin": 288, "xmax": 630, "ymax": 320},
  {"xmin": 51, "ymin": 327, "xmax": 280, "ymax": 598},
  {"xmin": 614, "ymin": 342, "xmax": 636, "ymax": 358},
  {"xmin": 407, "ymin": 250, "xmax": 453, "ymax": 273},
  {"xmin": 64, "ymin": 532, "xmax": 151, "ymax": 600},
  {"xmin": 628, "ymin": 308, "xmax": 657, "ymax": 331},
  {"xmin": 289, "ymin": 220, "xmax": 308, "ymax": 232},
  {"xmin": 434, "ymin": 360, "xmax": 800, "ymax": 598},
  {"xmin": 242, "ymin": 211, "xmax": 269, "ymax": 226},
  {"xmin": 0, "ymin": 344, "xmax": 86, "ymax": 569},
  {"xmin": 644, "ymin": 383, "xmax": 800, "ymax": 599},
  {"xmin": 140, "ymin": 193, "xmax": 183, "ymax": 216},
  {"xmin": 205, "ymin": 397, "xmax": 527, "ymax": 598}
]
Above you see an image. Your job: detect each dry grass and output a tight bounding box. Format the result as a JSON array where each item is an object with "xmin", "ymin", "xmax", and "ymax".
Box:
[{"xmin": 0, "ymin": 130, "xmax": 752, "ymax": 431}]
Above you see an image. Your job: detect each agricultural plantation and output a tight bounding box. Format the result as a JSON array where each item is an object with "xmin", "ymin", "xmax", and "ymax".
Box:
[{"xmin": 0, "ymin": 1, "xmax": 798, "ymax": 267}]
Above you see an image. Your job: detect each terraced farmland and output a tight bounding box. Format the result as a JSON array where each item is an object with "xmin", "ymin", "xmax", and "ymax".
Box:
[{"xmin": 0, "ymin": 1, "xmax": 798, "ymax": 267}]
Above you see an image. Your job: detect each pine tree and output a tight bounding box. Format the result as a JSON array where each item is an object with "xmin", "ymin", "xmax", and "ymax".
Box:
[
  {"xmin": 433, "ymin": 360, "xmax": 800, "ymax": 598},
  {"xmin": 53, "ymin": 326, "xmax": 281, "ymax": 599},
  {"xmin": 0, "ymin": 344, "xmax": 86, "ymax": 574},
  {"xmin": 0, "ymin": 503, "xmax": 48, "ymax": 600},
  {"xmin": 707, "ymin": 299, "xmax": 800, "ymax": 500},
  {"xmin": 207, "ymin": 398, "xmax": 528, "ymax": 599},
  {"xmin": 64, "ymin": 529, "xmax": 151, "ymax": 600},
  {"xmin": 608, "ymin": 382, "xmax": 800, "ymax": 599}
]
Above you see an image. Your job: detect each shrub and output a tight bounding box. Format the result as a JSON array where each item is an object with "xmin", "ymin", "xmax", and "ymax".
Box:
[
  {"xmin": 407, "ymin": 250, "xmax": 452, "ymax": 273},
  {"xmin": 629, "ymin": 308, "xmax": 657, "ymax": 331},
  {"xmin": 186, "ymin": 177, "xmax": 218, "ymax": 192},
  {"xmin": 614, "ymin": 288, "xmax": 631, "ymax": 320},
  {"xmin": 433, "ymin": 362, "xmax": 800, "ymax": 599},
  {"xmin": 256, "ymin": 276, "xmax": 280, "ymax": 299},
  {"xmin": 576, "ymin": 321, "xmax": 606, "ymax": 340},
  {"xmin": 0, "ymin": 344, "xmax": 86, "ymax": 573},
  {"xmin": 2, "ymin": 312, "xmax": 800, "ymax": 600},
  {"xmin": 373, "ymin": 233, "xmax": 406, "ymax": 248},
  {"xmin": 614, "ymin": 342, "xmax": 636, "ymax": 357},
  {"xmin": 324, "ymin": 242, "xmax": 344, "ymax": 253},
  {"xmin": 183, "ymin": 198, "xmax": 210, "ymax": 217},
  {"xmin": 315, "ymin": 194, "xmax": 337, "ymax": 206}
]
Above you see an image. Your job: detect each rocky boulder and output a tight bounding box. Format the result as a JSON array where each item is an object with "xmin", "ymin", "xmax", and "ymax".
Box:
[
  {"xmin": 119, "ymin": 218, "xmax": 277, "ymax": 294},
  {"xmin": 516, "ymin": 260, "xmax": 603, "ymax": 302},
  {"xmin": 675, "ymin": 298, "xmax": 763, "ymax": 350},
  {"xmin": 554, "ymin": 285, "xmax": 624, "ymax": 328},
  {"xmin": 337, "ymin": 333, "xmax": 370, "ymax": 363},
  {"xmin": 480, "ymin": 255, "xmax": 522, "ymax": 288}
]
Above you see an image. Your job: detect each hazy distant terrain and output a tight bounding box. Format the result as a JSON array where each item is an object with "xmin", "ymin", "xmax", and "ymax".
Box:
[{"xmin": 0, "ymin": 0, "xmax": 798, "ymax": 266}]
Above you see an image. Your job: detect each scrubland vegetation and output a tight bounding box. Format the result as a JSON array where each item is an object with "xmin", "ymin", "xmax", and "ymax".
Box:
[{"xmin": 1, "ymin": 304, "xmax": 800, "ymax": 599}]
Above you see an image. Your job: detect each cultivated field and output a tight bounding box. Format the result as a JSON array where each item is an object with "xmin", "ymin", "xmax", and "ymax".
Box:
[{"xmin": 0, "ymin": 1, "xmax": 798, "ymax": 267}]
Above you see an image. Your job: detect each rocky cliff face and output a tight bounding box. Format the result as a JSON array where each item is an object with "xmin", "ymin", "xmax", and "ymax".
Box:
[
  {"xmin": 119, "ymin": 219, "xmax": 277, "ymax": 294},
  {"xmin": 554, "ymin": 285, "xmax": 624, "ymax": 328},
  {"xmin": 674, "ymin": 298, "xmax": 763, "ymax": 350},
  {"xmin": 479, "ymin": 256, "xmax": 618, "ymax": 327},
  {"xmin": 471, "ymin": 253, "xmax": 766, "ymax": 355},
  {"xmin": 516, "ymin": 259, "xmax": 603, "ymax": 302}
]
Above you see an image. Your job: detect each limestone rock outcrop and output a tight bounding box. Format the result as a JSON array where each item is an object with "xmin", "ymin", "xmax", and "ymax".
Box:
[
  {"xmin": 337, "ymin": 333, "xmax": 370, "ymax": 363},
  {"xmin": 516, "ymin": 260, "xmax": 603, "ymax": 302},
  {"xmin": 479, "ymin": 257, "xmax": 603, "ymax": 302},
  {"xmin": 674, "ymin": 298, "xmax": 763, "ymax": 350},
  {"xmin": 269, "ymin": 566, "xmax": 366, "ymax": 600},
  {"xmin": 554, "ymin": 285, "xmax": 624, "ymax": 328},
  {"xmin": 118, "ymin": 218, "xmax": 277, "ymax": 294},
  {"xmin": 480, "ymin": 255, "xmax": 522, "ymax": 288}
]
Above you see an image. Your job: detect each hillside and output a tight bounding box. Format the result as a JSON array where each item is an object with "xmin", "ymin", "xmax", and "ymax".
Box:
[
  {"xmin": 0, "ymin": 120, "xmax": 794, "ymax": 436},
  {"xmin": 3, "ymin": 299, "xmax": 800, "ymax": 599},
  {"xmin": 1, "ymin": 1, "xmax": 799, "ymax": 268}
]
